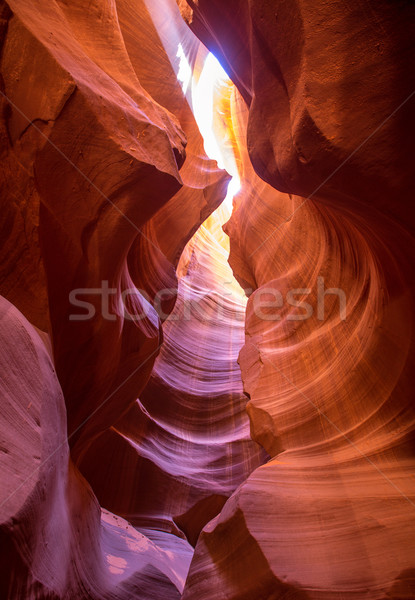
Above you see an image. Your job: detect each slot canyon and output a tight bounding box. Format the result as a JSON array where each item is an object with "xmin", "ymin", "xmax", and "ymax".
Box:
[{"xmin": 1, "ymin": 0, "xmax": 415, "ymax": 598}]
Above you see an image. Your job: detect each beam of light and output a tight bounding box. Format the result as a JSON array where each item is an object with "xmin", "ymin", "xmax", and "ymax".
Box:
[
  {"xmin": 223, "ymin": 174, "xmax": 241, "ymax": 211},
  {"xmin": 176, "ymin": 43, "xmax": 192, "ymax": 94},
  {"xmin": 177, "ymin": 46, "xmax": 241, "ymax": 214},
  {"xmin": 141, "ymin": 1, "xmax": 241, "ymax": 213},
  {"xmin": 106, "ymin": 554, "xmax": 127, "ymax": 576},
  {"xmin": 191, "ymin": 52, "xmax": 228, "ymax": 169}
]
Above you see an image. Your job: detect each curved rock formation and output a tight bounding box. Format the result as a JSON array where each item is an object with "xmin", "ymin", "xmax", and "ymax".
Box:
[
  {"xmin": 178, "ymin": 2, "xmax": 415, "ymax": 599},
  {"xmin": 0, "ymin": 0, "xmax": 232, "ymax": 595},
  {"xmin": 0, "ymin": 296, "xmax": 191, "ymax": 599},
  {"xmin": 1, "ymin": 0, "xmax": 415, "ymax": 598},
  {"xmin": 77, "ymin": 205, "xmax": 266, "ymax": 544}
]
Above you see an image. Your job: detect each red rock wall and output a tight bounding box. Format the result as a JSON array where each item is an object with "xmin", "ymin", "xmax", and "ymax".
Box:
[
  {"xmin": 0, "ymin": 0, "xmax": 234, "ymax": 596},
  {"xmin": 1, "ymin": 0, "xmax": 415, "ymax": 598},
  {"xmin": 76, "ymin": 206, "xmax": 266, "ymax": 544},
  {"xmin": 0, "ymin": 296, "xmax": 193, "ymax": 599},
  {"xmin": 178, "ymin": 1, "xmax": 415, "ymax": 598}
]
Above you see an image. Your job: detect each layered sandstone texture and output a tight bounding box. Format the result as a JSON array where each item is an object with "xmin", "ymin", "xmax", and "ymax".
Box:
[
  {"xmin": 178, "ymin": 1, "xmax": 415, "ymax": 599},
  {"xmin": 0, "ymin": 0, "xmax": 248, "ymax": 596},
  {"xmin": 1, "ymin": 0, "xmax": 415, "ymax": 599}
]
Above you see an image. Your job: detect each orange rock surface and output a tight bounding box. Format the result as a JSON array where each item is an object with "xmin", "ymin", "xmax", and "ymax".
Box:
[
  {"xmin": 178, "ymin": 1, "xmax": 415, "ymax": 598},
  {"xmin": 1, "ymin": 0, "xmax": 415, "ymax": 598}
]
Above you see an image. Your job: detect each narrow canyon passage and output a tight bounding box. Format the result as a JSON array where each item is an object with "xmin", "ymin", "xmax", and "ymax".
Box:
[
  {"xmin": 71, "ymin": 39, "xmax": 267, "ymax": 560},
  {"xmin": 1, "ymin": 0, "xmax": 415, "ymax": 599}
]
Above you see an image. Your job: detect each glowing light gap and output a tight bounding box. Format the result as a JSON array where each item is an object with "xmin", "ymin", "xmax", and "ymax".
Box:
[{"xmin": 177, "ymin": 46, "xmax": 241, "ymax": 213}]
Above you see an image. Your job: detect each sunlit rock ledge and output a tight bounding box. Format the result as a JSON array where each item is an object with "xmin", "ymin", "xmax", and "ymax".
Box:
[{"xmin": 1, "ymin": 0, "xmax": 415, "ymax": 598}]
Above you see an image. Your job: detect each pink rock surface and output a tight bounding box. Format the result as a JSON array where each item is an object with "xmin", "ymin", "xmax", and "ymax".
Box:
[
  {"xmin": 178, "ymin": 2, "xmax": 415, "ymax": 598},
  {"xmin": 1, "ymin": 0, "xmax": 415, "ymax": 598},
  {"xmin": 77, "ymin": 206, "xmax": 266, "ymax": 544},
  {"xmin": 0, "ymin": 0, "xmax": 228, "ymax": 596},
  {"xmin": 0, "ymin": 296, "xmax": 190, "ymax": 598}
]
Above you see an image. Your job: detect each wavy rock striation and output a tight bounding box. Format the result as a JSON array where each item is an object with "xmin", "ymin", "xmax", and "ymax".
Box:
[
  {"xmin": 0, "ymin": 296, "xmax": 191, "ymax": 599},
  {"xmin": 179, "ymin": 1, "xmax": 415, "ymax": 599},
  {"xmin": 1, "ymin": 0, "xmax": 415, "ymax": 598},
  {"xmin": 77, "ymin": 206, "xmax": 266, "ymax": 545},
  {"xmin": 178, "ymin": 1, "xmax": 415, "ymax": 599},
  {"xmin": 0, "ymin": 0, "xmax": 234, "ymax": 596}
]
